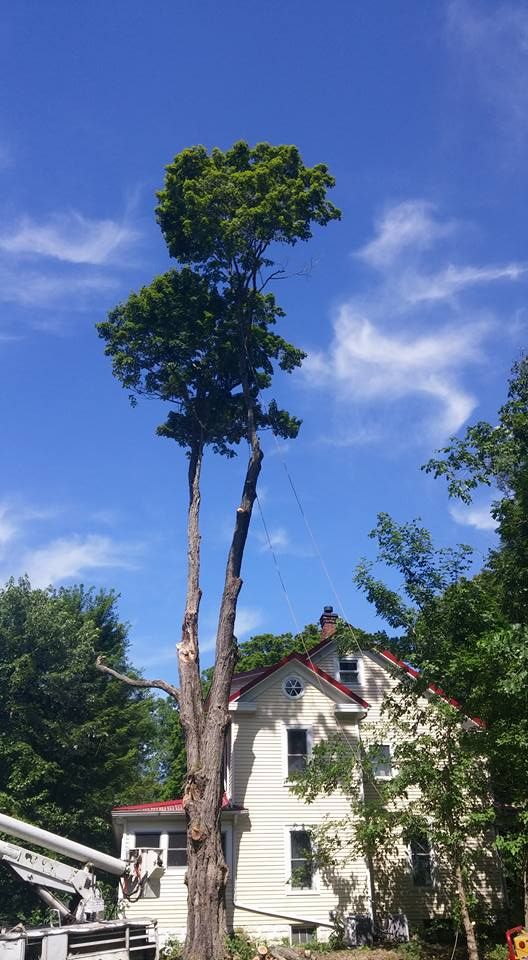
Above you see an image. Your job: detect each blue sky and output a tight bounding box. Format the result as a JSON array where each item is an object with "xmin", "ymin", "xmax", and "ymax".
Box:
[{"xmin": 0, "ymin": 0, "xmax": 527, "ymax": 684}]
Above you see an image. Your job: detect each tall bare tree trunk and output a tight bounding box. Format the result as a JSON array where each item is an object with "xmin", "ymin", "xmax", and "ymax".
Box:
[
  {"xmin": 180, "ymin": 421, "xmax": 263, "ymax": 960},
  {"xmin": 454, "ymin": 864, "xmax": 479, "ymax": 960}
]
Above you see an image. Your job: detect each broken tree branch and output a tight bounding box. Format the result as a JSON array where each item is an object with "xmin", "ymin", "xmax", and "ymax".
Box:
[{"xmin": 95, "ymin": 655, "xmax": 180, "ymax": 701}]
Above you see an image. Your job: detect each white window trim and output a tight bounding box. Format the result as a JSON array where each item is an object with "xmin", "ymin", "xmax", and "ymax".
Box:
[
  {"xmin": 283, "ymin": 724, "xmax": 313, "ymax": 783},
  {"xmin": 335, "ymin": 654, "xmax": 363, "ymax": 687},
  {"xmin": 284, "ymin": 823, "xmax": 319, "ymax": 895}
]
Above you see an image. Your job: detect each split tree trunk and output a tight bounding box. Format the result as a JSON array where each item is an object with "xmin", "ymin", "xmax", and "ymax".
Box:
[
  {"xmin": 178, "ymin": 429, "xmax": 263, "ymax": 960},
  {"xmin": 454, "ymin": 864, "xmax": 480, "ymax": 960}
]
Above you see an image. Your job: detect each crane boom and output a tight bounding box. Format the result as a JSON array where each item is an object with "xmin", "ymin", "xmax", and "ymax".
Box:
[{"xmin": 0, "ymin": 813, "xmax": 126, "ymax": 877}]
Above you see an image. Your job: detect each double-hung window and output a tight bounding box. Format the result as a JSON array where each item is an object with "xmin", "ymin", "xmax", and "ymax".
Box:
[
  {"xmin": 338, "ymin": 657, "xmax": 360, "ymax": 686},
  {"xmin": 287, "ymin": 728, "xmax": 308, "ymax": 776},
  {"xmin": 369, "ymin": 743, "xmax": 393, "ymax": 779},
  {"xmin": 167, "ymin": 832, "xmax": 187, "ymax": 867},
  {"xmin": 290, "ymin": 830, "xmax": 313, "ymax": 889},
  {"xmin": 410, "ymin": 834, "xmax": 433, "ymax": 887}
]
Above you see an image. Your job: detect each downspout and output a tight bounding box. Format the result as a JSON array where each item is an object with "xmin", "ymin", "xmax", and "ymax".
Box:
[{"xmin": 230, "ymin": 825, "xmax": 333, "ymax": 929}]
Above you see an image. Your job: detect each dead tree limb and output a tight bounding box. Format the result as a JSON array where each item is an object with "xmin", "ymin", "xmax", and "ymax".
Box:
[{"xmin": 95, "ymin": 655, "xmax": 179, "ymax": 701}]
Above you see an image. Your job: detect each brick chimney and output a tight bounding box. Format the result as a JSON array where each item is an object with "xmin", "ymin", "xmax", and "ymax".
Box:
[{"xmin": 319, "ymin": 605, "xmax": 338, "ymax": 640}]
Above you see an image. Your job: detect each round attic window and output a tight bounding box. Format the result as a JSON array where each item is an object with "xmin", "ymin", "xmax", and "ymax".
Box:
[{"xmin": 283, "ymin": 676, "xmax": 304, "ymax": 699}]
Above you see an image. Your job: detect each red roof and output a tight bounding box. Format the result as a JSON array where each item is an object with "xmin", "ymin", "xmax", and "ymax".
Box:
[
  {"xmin": 376, "ymin": 649, "xmax": 485, "ymax": 729},
  {"xmin": 229, "ymin": 651, "xmax": 369, "ymax": 708},
  {"xmin": 228, "ymin": 633, "xmax": 484, "ymax": 727},
  {"xmin": 112, "ymin": 794, "xmax": 244, "ymax": 815}
]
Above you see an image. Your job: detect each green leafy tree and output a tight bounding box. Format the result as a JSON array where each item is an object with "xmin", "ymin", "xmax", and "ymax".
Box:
[
  {"xmin": 423, "ymin": 356, "xmax": 528, "ymax": 925},
  {"xmin": 290, "ymin": 701, "xmax": 494, "ymax": 960},
  {"xmin": 0, "ymin": 577, "xmax": 157, "ymax": 925},
  {"xmin": 96, "ymin": 140, "xmax": 340, "ymax": 960},
  {"xmin": 424, "ymin": 356, "xmax": 528, "ymax": 625}
]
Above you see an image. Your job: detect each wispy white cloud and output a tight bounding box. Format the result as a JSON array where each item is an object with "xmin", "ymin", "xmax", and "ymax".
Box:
[
  {"xmin": 256, "ymin": 525, "xmax": 291, "ymax": 553},
  {"xmin": 401, "ymin": 262, "xmax": 527, "ymax": 304},
  {"xmin": 356, "ymin": 201, "xmax": 455, "ymax": 270},
  {"xmin": 0, "ymin": 502, "xmax": 18, "ymax": 549},
  {"xmin": 447, "ymin": 0, "xmax": 528, "ymax": 147},
  {"xmin": 0, "ymin": 200, "xmax": 141, "ymax": 315},
  {"xmin": 0, "ymin": 263, "xmax": 119, "ymax": 308},
  {"xmin": 0, "ymin": 211, "xmax": 138, "ymax": 265},
  {"xmin": 449, "ymin": 503, "xmax": 498, "ymax": 532},
  {"xmin": 21, "ymin": 534, "xmax": 141, "ymax": 588},
  {"xmin": 199, "ymin": 605, "xmax": 264, "ymax": 655},
  {"xmin": 307, "ymin": 308, "xmax": 486, "ymax": 437},
  {"xmin": 235, "ymin": 606, "xmax": 263, "ymax": 638},
  {"xmin": 305, "ymin": 198, "xmax": 527, "ymax": 444}
]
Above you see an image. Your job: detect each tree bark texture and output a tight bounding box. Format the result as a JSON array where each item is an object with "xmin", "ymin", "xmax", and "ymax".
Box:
[
  {"xmin": 454, "ymin": 864, "xmax": 480, "ymax": 960},
  {"xmin": 180, "ymin": 430, "xmax": 263, "ymax": 960}
]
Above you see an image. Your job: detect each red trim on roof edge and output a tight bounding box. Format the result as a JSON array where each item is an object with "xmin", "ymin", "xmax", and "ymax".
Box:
[
  {"xmin": 112, "ymin": 794, "xmax": 243, "ymax": 814},
  {"xmin": 376, "ymin": 649, "xmax": 485, "ymax": 728},
  {"xmin": 229, "ymin": 651, "xmax": 369, "ymax": 708}
]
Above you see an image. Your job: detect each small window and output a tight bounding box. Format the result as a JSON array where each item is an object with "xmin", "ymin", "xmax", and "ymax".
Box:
[
  {"xmin": 287, "ymin": 729, "xmax": 308, "ymax": 775},
  {"xmin": 167, "ymin": 832, "xmax": 187, "ymax": 867},
  {"xmin": 290, "ymin": 830, "xmax": 313, "ymax": 889},
  {"xmin": 134, "ymin": 832, "xmax": 161, "ymax": 850},
  {"xmin": 369, "ymin": 744, "xmax": 393, "ymax": 778},
  {"xmin": 410, "ymin": 835, "xmax": 432, "ymax": 887},
  {"xmin": 284, "ymin": 676, "xmax": 304, "ymax": 699},
  {"xmin": 291, "ymin": 926, "xmax": 317, "ymax": 944},
  {"xmin": 339, "ymin": 657, "xmax": 359, "ymax": 685}
]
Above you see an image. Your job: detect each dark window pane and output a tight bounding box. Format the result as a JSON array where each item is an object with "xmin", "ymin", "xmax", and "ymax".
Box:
[
  {"xmin": 168, "ymin": 832, "xmax": 186, "ymax": 847},
  {"xmin": 135, "ymin": 833, "xmax": 161, "ymax": 848},
  {"xmin": 288, "ymin": 730, "xmax": 307, "ymax": 754},
  {"xmin": 167, "ymin": 831, "xmax": 187, "ymax": 867},
  {"xmin": 290, "ymin": 830, "xmax": 312, "ymax": 888},
  {"xmin": 411, "ymin": 836, "xmax": 432, "ymax": 887},
  {"xmin": 288, "ymin": 754, "xmax": 307, "ymax": 774},
  {"xmin": 167, "ymin": 849, "xmax": 187, "ymax": 866},
  {"xmin": 291, "ymin": 830, "xmax": 311, "ymax": 859}
]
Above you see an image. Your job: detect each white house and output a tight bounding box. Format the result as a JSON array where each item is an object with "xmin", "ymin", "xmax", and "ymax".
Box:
[{"xmin": 111, "ymin": 606, "xmax": 502, "ymax": 945}]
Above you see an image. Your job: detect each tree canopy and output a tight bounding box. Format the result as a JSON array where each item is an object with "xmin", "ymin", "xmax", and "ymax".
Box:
[{"xmin": 0, "ymin": 578, "xmax": 158, "ymax": 924}]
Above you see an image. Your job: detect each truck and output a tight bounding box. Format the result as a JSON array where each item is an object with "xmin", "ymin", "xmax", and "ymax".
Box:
[{"xmin": 0, "ymin": 812, "xmax": 164, "ymax": 960}]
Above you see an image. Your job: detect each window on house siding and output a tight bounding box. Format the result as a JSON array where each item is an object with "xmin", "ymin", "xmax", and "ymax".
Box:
[
  {"xmin": 338, "ymin": 657, "xmax": 360, "ymax": 685},
  {"xmin": 287, "ymin": 729, "xmax": 308, "ymax": 775},
  {"xmin": 369, "ymin": 744, "xmax": 393, "ymax": 778},
  {"xmin": 167, "ymin": 832, "xmax": 187, "ymax": 867},
  {"xmin": 134, "ymin": 832, "xmax": 161, "ymax": 850},
  {"xmin": 291, "ymin": 926, "xmax": 317, "ymax": 944},
  {"xmin": 410, "ymin": 835, "xmax": 433, "ymax": 887},
  {"xmin": 290, "ymin": 830, "xmax": 313, "ymax": 889}
]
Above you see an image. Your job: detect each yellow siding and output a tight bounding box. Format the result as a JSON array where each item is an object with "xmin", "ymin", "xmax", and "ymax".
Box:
[{"xmin": 232, "ymin": 662, "xmax": 370, "ymax": 936}]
